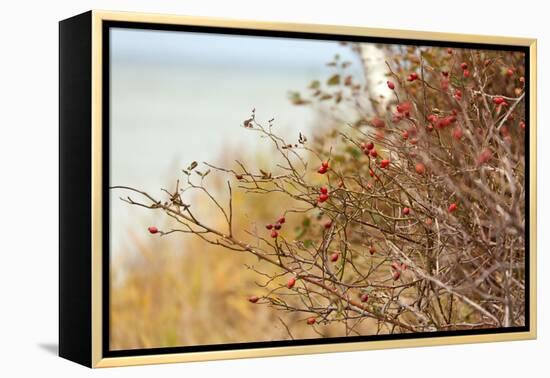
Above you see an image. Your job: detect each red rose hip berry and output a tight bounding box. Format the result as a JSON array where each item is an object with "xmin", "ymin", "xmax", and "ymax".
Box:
[
  {"xmin": 493, "ymin": 97, "xmax": 506, "ymax": 105},
  {"xmin": 452, "ymin": 127, "xmax": 463, "ymax": 140},
  {"xmin": 396, "ymin": 101, "xmax": 412, "ymax": 114},
  {"xmin": 287, "ymin": 277, "xmax": 296, "ymax": 289},
  {"xmin": 318, "ymin": 193, "xmax": 329, "ymax": 203},
  {"xmin": 407, "ymin": 72, "xmax": 419, "ymax": 81},
  {"xmin": 415, "ymin": 163, "xmax": 426, "ymax": 175},
  {"xmin": 371, "ymin": 117, "xmax": 386, "ymax": 128}
]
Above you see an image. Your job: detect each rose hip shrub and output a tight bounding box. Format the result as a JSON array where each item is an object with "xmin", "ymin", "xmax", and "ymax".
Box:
[{"xmin": 116, "ymin": 44, "xmax": 526, "ymax": 334}]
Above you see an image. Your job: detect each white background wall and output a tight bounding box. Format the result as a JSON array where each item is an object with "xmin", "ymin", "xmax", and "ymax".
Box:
[{"xmin": 0, "ymin": 0, "xmax": 546, "ymax": 376}]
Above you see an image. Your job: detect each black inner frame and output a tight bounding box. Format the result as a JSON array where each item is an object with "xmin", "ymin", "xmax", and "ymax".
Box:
[{"xmin": 102, "ymin": 20, "xmax": 531, "ymax": 358}]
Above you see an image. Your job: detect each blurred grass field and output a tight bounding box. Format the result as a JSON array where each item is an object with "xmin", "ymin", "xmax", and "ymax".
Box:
[
  {"xmin": 110, "ymin": 210, "xmax": 373, "ymax": 349},
  {"xmin": 110, "ymin": 161, "xmax": 381, "ymax": 350}
]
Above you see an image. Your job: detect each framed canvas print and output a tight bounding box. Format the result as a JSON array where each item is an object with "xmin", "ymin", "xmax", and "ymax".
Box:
[{"xmin": 59, "ymin": 10, "xmax": 537, "ymax": 368}]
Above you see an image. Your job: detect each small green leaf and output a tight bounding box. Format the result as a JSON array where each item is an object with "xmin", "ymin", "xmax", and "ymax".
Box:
[
  {"xmin": 289, "ymin": 91, "xmax": 310, "ymax": 105},
  {"xmin": 294, "ymin": 227, "xmax": 306, "ymax": 240},
  {"xmin": 451, "ymin": 76, "xmax": 462, "ymax": 87},
  {"xmin": 327, "ymin": 74, "xmax": 340, "ymax": 86},
  {"xmin": 333, "ymin": 154, "xmax": 346, "ymax": 163},
  {"xmin": 422, "ymin": 52, "xmax": 437, "ymax": 67},
  {"xmin": 187, "ymin": 161, "xmax": 198, "ymax": 171},
  {"xmin": 363, "ymin": 286, "xmax": 375, "ymax": 294},
  {"xmin": 309, "ymin": 80, "xmax": 321, "ymax": 89},
  {"xmin": 346, "ymin": 147, "xmax": 361, "ymax": 159}
]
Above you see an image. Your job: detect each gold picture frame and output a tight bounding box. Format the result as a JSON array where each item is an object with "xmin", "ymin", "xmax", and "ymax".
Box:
[{"xmin": 59, "ymin": 10, "xmax": 537, "ymax": 368}]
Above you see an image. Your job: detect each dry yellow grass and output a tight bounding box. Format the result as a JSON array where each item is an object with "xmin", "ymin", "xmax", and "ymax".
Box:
[{"xmin": 110, "ymin": 167, "xmax": 380, "ymax": 350}]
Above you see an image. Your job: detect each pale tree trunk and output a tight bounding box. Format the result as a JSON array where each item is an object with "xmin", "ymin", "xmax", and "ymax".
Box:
[{"xmin": 359, "ymin": 44, "xmax": 393, "ymax": 115}]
